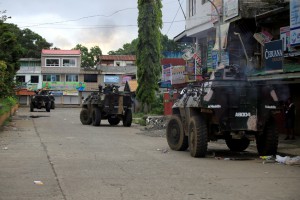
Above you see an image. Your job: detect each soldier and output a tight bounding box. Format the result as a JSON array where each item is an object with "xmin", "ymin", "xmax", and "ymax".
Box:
[{"xmin": 284, "ymin": 97, "xmax": 296, "ymax": 140}]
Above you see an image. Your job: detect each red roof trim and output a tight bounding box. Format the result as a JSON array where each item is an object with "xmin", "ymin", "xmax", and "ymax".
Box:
[{"xmin": 42, "ymin": 49, "xmax": 81, "ymax": 55}]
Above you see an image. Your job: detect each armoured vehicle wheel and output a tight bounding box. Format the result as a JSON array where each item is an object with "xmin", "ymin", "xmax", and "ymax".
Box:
[
  {"xmin": 108, "ymin": 116, "xmax": 120, "ymax": 126},
  {"xmin": 189, "ymin": 116, "xmax": 208, "ymax": 157},
  {"xmin": 30, "ymin": 103, "xmax": 34, "ymax": 112},
  {"xmin": 92, "ymin": 108, "xmax": 101, "ymax": 126},
  {"xmin": 80, "ymin": 109, "xmax": 92, "ymax": 125},
  {"xmin": 46, "ymin": 103, "xmax": 51, "ymax": 112},
  {"xmin": 51, "ymin": 102, "xmax": 55, "ymax": 109},
  {"xmin": 123, "ymin": 109, "xmax": 132, "ymax": 127},
  {"xmin": 166, "ymin": 115, "xmax": 188, "ymax": 151},
  {"xmin": 256, "ymin": 118, "xmax": 278, "ymax": 156},
  {"xmin": 225, "ymin": 137, "xmax": 250, "ymax": 152}
]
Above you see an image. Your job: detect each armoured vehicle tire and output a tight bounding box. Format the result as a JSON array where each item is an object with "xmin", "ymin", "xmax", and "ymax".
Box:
[
  {"xmin": 189, "ymin": 116, "xmax": 208, "ymax": 157},
  {"xmin": 80, "ymin": 109, "xmax": 92, "ymax": 125},
  {"xmin": 123, "ymin": 109, "xmax": 132, "ymax": 127},
  {"xmin": 92, "ymin": 108, "xmax": 101, "ymax": 126},
  {"xmin": 46, "ymin": 103, "xmax": 51, "ymax": 112},
  {"xmin": 225, "ymin": 137, "xmax": 250, "ymax": 152},
  {"xmin": 166, "ymin": 115, "xmax": 188, "ymax": 151},
  {"xmin": 108, "ymin": 117, "xmax": 120, "ymax": 126},
  {"xmin": 51, "ymin": 102, "xmax": 55, "ymax": 109},
  {"xmin": 30, "ymin": 103, "xmax": 34, "ymax": 112},
  {"xmin": 256, "ymin": 118, "xmax": 278, "ymax": 156}
]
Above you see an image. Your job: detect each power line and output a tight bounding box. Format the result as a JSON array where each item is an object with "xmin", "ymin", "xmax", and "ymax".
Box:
[
  {"xmin": 166, "ymin": 0, "xmax": 182, "ymax": 35},
  {"xmin": 19, "ymin": 7, "xmax": 136, "ymax": 28},
  {"xmin": 20, "ymin": 20, "xmax": 186, "ymax": 30}
]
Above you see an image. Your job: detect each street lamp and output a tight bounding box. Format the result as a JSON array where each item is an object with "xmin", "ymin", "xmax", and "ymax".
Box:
[{"xmin": 207, "ymin": 0, "xmax": 222, "ymax": 64}]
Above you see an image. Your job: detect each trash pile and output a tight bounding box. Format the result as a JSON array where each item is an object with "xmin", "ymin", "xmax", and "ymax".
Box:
[
  {"xmin": 260, "ymin": 155, "xmax": 300, "ymax": 165},
  {"xmin": 137, "ymin": 116, "xmax": 169, "ymax": 137}
]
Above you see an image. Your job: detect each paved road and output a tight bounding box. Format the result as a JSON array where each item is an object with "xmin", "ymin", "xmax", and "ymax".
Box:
[{"xmin": 0, "ymin": 107, "xmax": 300, "ymax": 200}]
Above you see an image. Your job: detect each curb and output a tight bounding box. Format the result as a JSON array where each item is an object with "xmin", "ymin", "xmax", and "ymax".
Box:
[{"xmin": 0, "ymin": 104, "xmax": 19, "ymax": 127}]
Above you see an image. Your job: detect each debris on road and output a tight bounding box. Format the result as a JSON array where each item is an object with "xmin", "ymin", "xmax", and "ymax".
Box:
[
  {"xmin": 33, "ymin": 181, "xmax": 43, "ymax": 185},
  {"xmin": 275, "ymin": 155, "xmax": 300, "ymax": 165}
]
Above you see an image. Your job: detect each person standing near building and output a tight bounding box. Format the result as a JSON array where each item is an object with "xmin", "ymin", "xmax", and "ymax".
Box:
[{"xmin": 284, "ymin": 97, "xmax": 296, "ymax": 140}]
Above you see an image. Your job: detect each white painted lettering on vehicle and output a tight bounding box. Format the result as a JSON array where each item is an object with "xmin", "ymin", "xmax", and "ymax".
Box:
[
  {"xmin": 235, "ymin": 112, "xmax": 251, "ymax": 117},
  {"xmin": 265, "ymin": 105, "xmax": 276, "ymax": 109},
  {"xmin": 208, "ymin": 105, "xmax": 221, "ymax": 108}
]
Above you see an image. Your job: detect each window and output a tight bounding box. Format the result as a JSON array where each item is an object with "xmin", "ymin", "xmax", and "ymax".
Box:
[
  {"xmin": 66, "ymin": 74, "xmax": 78, "ymax": 82},
  {"xmin": 189, "ymin": 0, "xmax": 196, "ymax": 17},
  {"xmin": 62, "ymin": 58, "xmax": 76, "ymax": 67},
  {"xmin": 46, "ymin": 58, "xmax": 60, "ymax": 67},
  {"xmin": 84, "ymin": 74, "xmax": 97, "ymax": 83},
  {"xmin": 31, "ymin": 76, "xmax": 39, "ymax": 83},
  {"xmin": 16, "ymin": 75, "xmax": 26, "ymax": 83},
  {"xmin": 116, "ymin": 62, "xmax": 120, "ymax": 66},
  {"xmin": 43, "ymin": 75, "xmax": 60, "ymax": 82}
]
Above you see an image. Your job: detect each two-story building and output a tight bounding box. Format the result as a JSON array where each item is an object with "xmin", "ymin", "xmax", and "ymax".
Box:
[
  {"xmin": 41, "ymin": 49, "xmax": 82, "ymax": 104},
  {"xmin": 15, "ymin": 58, "xmax": 42, "ymax": 104}
]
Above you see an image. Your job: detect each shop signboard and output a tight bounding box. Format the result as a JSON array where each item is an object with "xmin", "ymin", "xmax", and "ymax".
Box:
[
  {"xmin": 162, "ymin": 64, "xmax": 172, "ymax": 82},
  {"xmin": 63, "ymin": 91, "xmax": 78, "ymax": 96},
  {"xmin": 280, "ymin": 26, "xmax": 293, "ymax": 52},
  {"xmin": 290, "ymin": 0, "xmax": 300, "ymax": 46},
  {"xmin": 42, "ymin": 82, "xmax": 86, "ymax": 91},
  {"xmin": 27, "ymin": 83, "xmax": 38, "ymax": 91},
  {"xmin": 122, "ymin": 76, "xmax": 132, "ymax": 84},
  {"xmin": 223, "ymin": 0, "xmax": 239, "ymax": 21},
  {"xmin": 104, "ymin": 75, "xmax": 119, "ymax": 83},
  {"xmin": 171, "ymin": 65, "xmax": 186, "ymax": 84},
  {"xmin": 264, "ymin": 40, "xmax": 283, "ymax": 71}
]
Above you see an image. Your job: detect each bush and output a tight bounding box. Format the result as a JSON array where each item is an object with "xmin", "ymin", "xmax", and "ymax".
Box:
[
  {"xmin": 0, "ymin": 96, "xmax": 18, "ymax": 115},
  {"xmin": 150, "ymin": 94, "xmax": 164, "ymax": 115}
]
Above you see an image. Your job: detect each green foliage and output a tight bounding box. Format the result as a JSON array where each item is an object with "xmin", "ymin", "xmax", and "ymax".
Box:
[
  {"xmin": 0, "ymin": 96, "xmax": 17, "ymax": 115},
  {"xmin": 108, "ymin": 35, "xmax": 182, "ymax": 56},
  {"xmin": 0, "ymin": 11, "xmax": 52, "ymax": 98},
  {"xmin": 136, "ymin": 0, "xmax": 163, "ymax": 112},
  {"xmin": 161, "ymin": 34, "xmax": 182, "ymax": 52},
  {"xmin": 73, "ymin": 44, "xmax": 102, "ymax": 67},
  {"xmin": 0, "ymin": 21, "xmax": 23, "ymax": 98},
  {"xmin": 108, "ymin": 39, "xmax": 138, "ymax": 55},
  {"xmin": 149, "ymin": 93, "xmax": 164, "ymax": 115},
  {"xmin": 19, "ymin": 28, "xmax": 52, "ymax": 58}
]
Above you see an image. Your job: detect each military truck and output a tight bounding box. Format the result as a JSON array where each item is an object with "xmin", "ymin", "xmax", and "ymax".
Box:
[
  {"xmin": 166, "ymin": 64, "xmax": 280, "ymax": 157},
  {"xmin": 80, "ymin": 84, "xmax": 133, "ymax": 127},
  {"xmin": 30, "ymin": 90, "xmax": 55, "ymax": 112}
]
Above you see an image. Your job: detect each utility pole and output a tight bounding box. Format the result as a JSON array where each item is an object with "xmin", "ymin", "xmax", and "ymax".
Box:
[{"xmin": 207, "ymin": 0, "xmax": 222, "ymax": 64}]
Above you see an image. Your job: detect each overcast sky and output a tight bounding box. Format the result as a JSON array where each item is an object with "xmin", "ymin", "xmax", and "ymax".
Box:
[{"xmin": 1, "ymin": 0, "xmax": 186, "ymax": 54}]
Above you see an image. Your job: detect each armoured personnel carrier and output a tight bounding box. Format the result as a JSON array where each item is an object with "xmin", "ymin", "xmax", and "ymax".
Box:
[
  {"xmin": 166, "ymin": 64, "xmax": 280, "ymax": 157},
  {"xmin": 30, "ymin": 90, "xmax": 55, "ymax": 112},
  {"xmin": 80, "ymin": 84, "xmax": 132, "ymax": 127}
]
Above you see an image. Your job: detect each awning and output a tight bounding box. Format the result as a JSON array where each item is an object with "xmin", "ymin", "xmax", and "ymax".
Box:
[
  {"xmin": 248, "ymin": 71, "xmax": 300, "ymax": 83},
  {"xmin": 173, "ymin": 30, "xmax": 194, "ymax": 43}
]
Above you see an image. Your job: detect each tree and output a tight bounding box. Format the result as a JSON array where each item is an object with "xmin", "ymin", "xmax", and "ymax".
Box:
[
  {"xmin": 19, "ymin": 28, "xmax": 52, "ymax": 58},
  {"xmin": 0, "ymin": 18, "xmax": 22, "ymax": 98},
  {"xmin": 90, "ymin": 46, "xmax": 102, "ymax": 66},
  {"xmin": 161, "ymin": 34, "xmax": 182, "ymax": 52},
  {"xmin": 73, "ymin": 44, "xmax": 102, "ymax": 67},
  {"xmin": 108, "ymin": 39, "xmax": 138, "ymax": 55},
  {"xmin": 136, "ymin": 0, "xmax": 162, "ymax": 113}
]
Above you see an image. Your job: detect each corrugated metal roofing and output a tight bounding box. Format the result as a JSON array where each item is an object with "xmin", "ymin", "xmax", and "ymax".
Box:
[
  {"xmin": 42, "ymin": 49, "xmax": 81, "ymax": 55},
  {"xmin": 98, "ymin": 66, "xmax": 137, "ymax": 74},
  {"xmin": 100, "ymin": 55, "xmax": 136, "ymax": 61}
]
